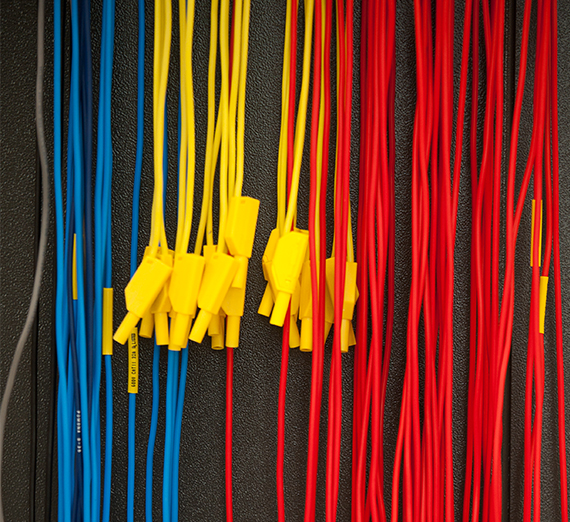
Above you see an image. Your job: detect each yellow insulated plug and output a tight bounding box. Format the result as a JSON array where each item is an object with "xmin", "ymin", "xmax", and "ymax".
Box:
[
  {"xmin": 210, "ymin": 310, "xmax": 226, "ymax": 350},
  {"xmin": 326, "ymin": 258, "xmax": 358, "ymax": 353},
  {"xmin": 150, "ymin": 249, "xmax": 174, "ymax": 346},
  {"xmin": 289, "ymin": 279, "xmax": 301, "ymax": 348},
  {"xmin": 138, "ymin": 248, "xmax": 155, "ymax": 339},
  {"xmin": 222, "ymin": 257, "xmax": 248, "ymax": 348},
  {"xmin": 189, "ymin": 252, "xmax": 239, "ymax": 343},
  {"xmin": 114, "ymin": 254, "xmax": 173, "ymax": 345},
  {"xmin": 139, "ymin": 309, "xmax": 155, "ymax": 339},
  {"xmin": 222, "ymin": 196, "xmax": 260, "ymax": 347},
  {"xmin": 225, "ymin": 196, "xmax": 259, "ymax": 259},
  {"xmin": 324, "ymin": 280, "xmax": 334, "ymax": 342},
  {"xmin": 258, "ymin": 228, "xmax": 280, "ymax": 317},
  {"xmin": 269, "ymin": 230, "xmax": 308, "ymax": 327},
  {"xmin": 169, "ymin": 253, "xmax": 205, "ymax": 350}
]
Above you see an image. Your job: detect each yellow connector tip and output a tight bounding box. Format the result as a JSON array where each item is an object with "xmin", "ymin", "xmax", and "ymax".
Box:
[
  {"xmin": 208, "ymin": 314, "xmax": 222, "ymax": 336},
  {"xmin": 270, "ymin": 292, "xmax": 290, "ymax": 327},
  {"xmin": 154, "ymin": 312, "xmax": 170, "ymax": 346},
  {"xmin": 289, "ymin": 315, "xmax": 300, "ymax": 348},
  {"xmin": 114, "ymin": 311, "xmax": 139, "ymax": 345},
  {"xmin": 139, "ymin": 309, "xmax": 154, "ymax": 339},
  {"xmin": 226, "ymin": 315, "xmax": 241, "ymax": 348},
  {"xmin": 189, "ymin": 309, "xmax": 213, "ymax": 343},
  {"xmin": 300, "ymin": 317, "xmax": 313, "ymax": 352},
  {"xmin": 211, "ymin": 331, "xmax": 225, "ymax": 350},
  {"xmin": 325, "ymin": 321, "xmax": 333, "ymax": 342},
  {"xmin": 258, "ymin": 283, "xmax": 274, "ymax": 317},
  {"xmin": 171, "ymin": 314, "xmax": 191, "ymax": 349}
]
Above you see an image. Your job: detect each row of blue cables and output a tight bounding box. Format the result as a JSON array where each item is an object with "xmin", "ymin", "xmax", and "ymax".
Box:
[{"xmin": 53, "ymin": 0, "xmax": 114, "ymax": 521}]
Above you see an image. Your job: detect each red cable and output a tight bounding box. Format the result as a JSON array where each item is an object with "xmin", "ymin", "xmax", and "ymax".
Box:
[
  {"xmin": 277, "ymin": 2, "xmax": 299, "ymax": 518},
  {"xmin": 549, "ymin": 1, "xmax": 569, "ymax": 518},
  {"xmin": 353, "ymin": 0, "xmax": 370, "ymax": 515},
  {"xmin": 369, "ymin": 1, "xmax": 391, "ymax": 519},
  {"xmin": 354, "ymin": 3, "xmax": 374, "ymax": 518},
  {"xmin": 303, "ymin": 0, "xmax": 324, "ymax": 517},
  {"xmin": 277, "ymin": 316, "xmax": 290, "ymax": 522},
  {"xmin": 225, "ymin": 347, "xmax": 234, "ymax": 522},
  {"xmin": 226, "ymin": 8, "xmax": 237, "ymax": 518},
  {"xmin": 354, "ymin": 0, "xmax": 373, "ymax": 516},
  {"xmin": 326, "ymin": 0, "xmax": 350, "ymax": 518},
  {"xmin": 392, "ymin": 0, "xmax": 431, "ymax": 518}
]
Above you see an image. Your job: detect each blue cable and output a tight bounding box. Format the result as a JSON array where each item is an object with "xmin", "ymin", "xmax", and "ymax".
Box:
[
  {"xmin": 171, "ymin": 345, "xmax": 188, "ymax": 522},
  {"xmin": 79, "ymin": 0, "xmax": 94, "ymax": 415},
  {"xmin": 91, "ymin": 0, "xmax": 116, "ymax": 519},
  {"xmin": 70, "ymin": 0, "xmax": 92, "ymax": 518},
  {"xmin": 170, "ymin": 99, "xmax": 186, "ymax": 522},
  {"xmin": 127, "ymin": 393, "xmax": 136, "ymax": 522},
  {"xmin": 91, "ymin": 0, "xmax": 107, "ymax": 515},
  {"xmin": 102, "ymin": 354, "xmax": 113, "ymax": 522},
  {"xmin": 145, "ymin": 340, "xmax": 160, "ymax": 522},
  {"xmin": 128, "ymin": 0, "xmax": 145, "ymax": 519},
  {"xmin": 65, "ymin": 137, "xmax": 83, "ymax": 522},
  {"xmin": 131, "ymin": 0, "xmax": 145, "ymax": 276},
  {"xmin": 56, "ymin": 386, "xmax": 64, "ymax": 522},
  {"xmin": 102, "ymin": 169, "xmax": 113, "ymax": 522},
  {"xmin": 145, "ymin": 120, "xmax": 169, "ymax": 522},
  {"xmin": 163, "ymin": 349, "xmax": 178, "ymax": 522},
  {"xmin": 64, "ymin": 124, "xmax": 84, "ymax": 522}
]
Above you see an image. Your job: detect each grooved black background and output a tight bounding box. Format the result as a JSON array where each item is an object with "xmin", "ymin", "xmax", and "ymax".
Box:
[{"xmin": 1, "ymin": 1, "xmax": 569, "ymax": 521}]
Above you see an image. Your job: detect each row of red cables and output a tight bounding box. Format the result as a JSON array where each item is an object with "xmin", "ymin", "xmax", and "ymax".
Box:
[
  {"xmin": 462, "ymin": 0, "xmax": 569, "ymax": 521},
  {"xmin": 271, "ymin": 1, "xmax": 568, "ymax": 522},
  {"xmin": 352, "ymin": 0, "xmax": 395, "ymax": 521}
]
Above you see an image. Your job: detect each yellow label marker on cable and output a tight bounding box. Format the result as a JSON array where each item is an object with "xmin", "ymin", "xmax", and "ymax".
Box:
[
  {"xmin": 531, "ymin": 199, "xmax": 543, "ymax": 267},
  {"xmin": 128, "ymin": 328, "xmax": 139, "ymax": 394},
  {"xmin": 539, "ymin": 276, "xmax": 549, "ymax": 335},
  {"xmin": 102, "ymin": 288, "xmax": 114, "ymax": 356}
]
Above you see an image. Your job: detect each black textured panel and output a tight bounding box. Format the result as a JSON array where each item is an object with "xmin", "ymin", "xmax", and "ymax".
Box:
[{"xmin": 1, "ymin": 1, "xmax": 569, "ymax": 522}]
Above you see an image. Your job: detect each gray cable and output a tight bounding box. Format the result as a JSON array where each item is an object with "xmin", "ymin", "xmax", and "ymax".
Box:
[{"xmin": 0, "ymin": 0, "xmax": 49, "ymax": 518}]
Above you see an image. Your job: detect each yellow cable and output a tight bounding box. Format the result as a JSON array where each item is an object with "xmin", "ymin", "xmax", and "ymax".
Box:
[
  {"xmin": 227, "ymin": 0, "xmax": 244, "ymax": 201},
  {"xmin": 175, "ymin": 0, "xmax": 188, "ymax": 254},
  {"xmin": 314, "ymin": 0, "xmax": 326, "ymax": 266},
  {"xmin": 216, "ymin": 0, "xmax": 230, "ymax": 253},
  {"xmin": 276, "ymin": 0, "xmax": 293, "ymax": 235},
  {"xmin": 283, "ymin": 0, "xmax": 315, "ymax": 235},
  {"xmin": 181, "ymin": 0, "xmax": 196, "ymax": 252},
  {"xmin": 150, "ymin": 0, "xmax": 162, "ymax": 252},
  {"xmin": 234, "ymin": 0, "xmax": 251, "ymax": 198},
  {"xmin": 206, "ymin": 117, "xmax": 223, "ymax": 247},
  {"xmin": 195, "ymin": 0, "xmax": 220, "ymax": 254},
  {"xmin": 330, "ymin": 3, "xmax": 354, "ymax": 264},
  {"xmin": 151, "ymin": 0, "xmax": 172, "ymax": 257}
]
